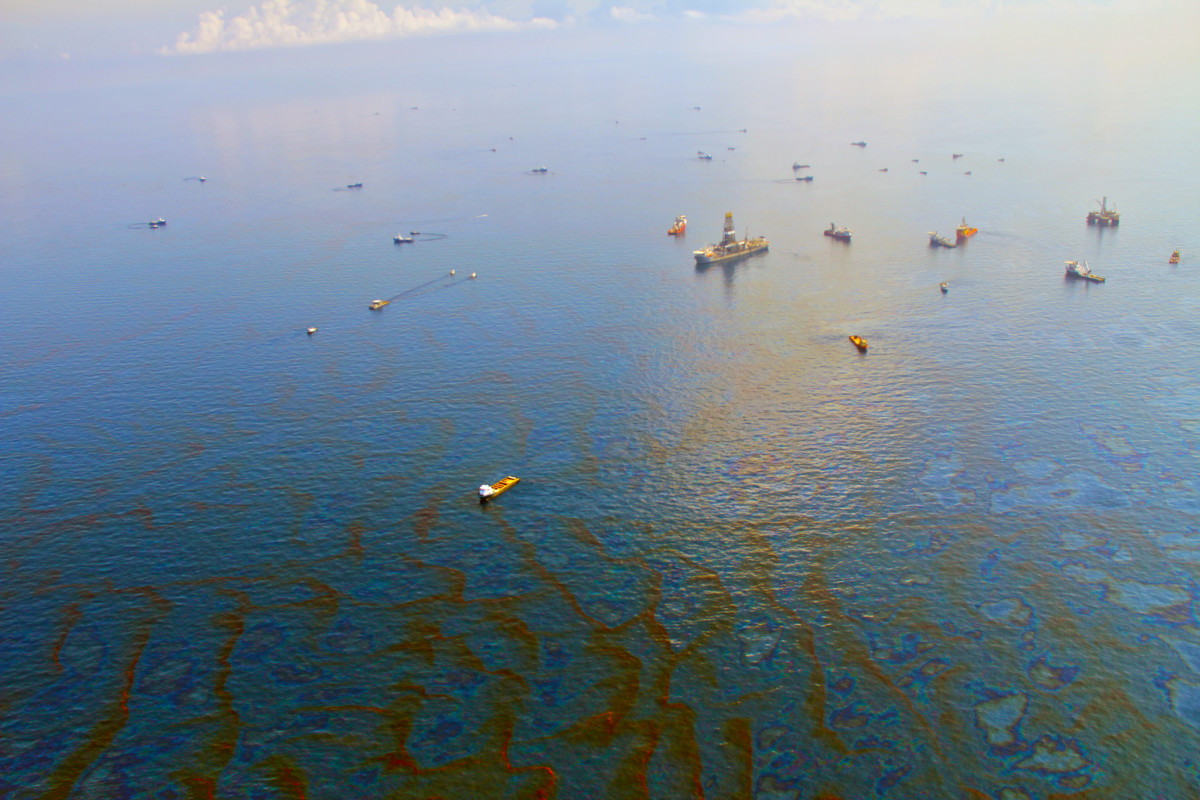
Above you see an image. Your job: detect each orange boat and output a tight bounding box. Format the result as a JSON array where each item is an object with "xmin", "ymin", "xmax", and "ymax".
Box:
[
  {"xmin": 1169, "ymin": 249, "xmax": 1180, "ymax": 264},
  {"xmin": 668, "ymin": 215, "xmax": 687, "ymax": 235},
  {"xmin": 956, "ymin": 217, "xmax": 978, "ymax": 240},
  {"xmin": 849, "ymin": 335, "xmax": 868, "ymax": 351}
]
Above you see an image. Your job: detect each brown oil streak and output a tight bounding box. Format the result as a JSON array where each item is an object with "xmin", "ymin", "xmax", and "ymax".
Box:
[
  {"xmin": 720, "ymin": 718, "xmax": 753, "ymax": 800},
  {"xmin": 50, "ymin": 601, "xmax": 85, "ymax": 672},
  {"xmin": 171, "ymin": 588, "xmax": 249, "ymax": 793},
  {"xmin": 39, "ymin": 587, "xmax": 170, "ymax": 800}
]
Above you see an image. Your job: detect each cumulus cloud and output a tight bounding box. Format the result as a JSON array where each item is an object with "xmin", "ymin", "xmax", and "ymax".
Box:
[
  {"xmin": 610, "ymin": 6, "xmax": 654, "ymax": 22},
  {"xmin": 164, "ymin": 0, "xmax": 557, "ymax": 54}
]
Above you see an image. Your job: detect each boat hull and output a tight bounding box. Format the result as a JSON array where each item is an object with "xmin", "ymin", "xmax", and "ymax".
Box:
[
  {"xmin": 480, "ymin": 476, "xmax": 520, "ymax": 503},
  {"xmin": 694, "ymin": 242, "xmax": 769, "ymax": 265}
]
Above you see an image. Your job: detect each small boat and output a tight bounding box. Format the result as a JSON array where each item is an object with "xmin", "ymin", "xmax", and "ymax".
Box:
[
  {"xmin": 347, "ymin": 182, "xmax": 363, "ymax": 189},
  {"xmin": 668, "ymin": 215, "xmax": 687, "ymax": 236},
  {"xmin": 307, "ymin": 326, "xmax": 318, "ymax": 335},
  {"xmin": 149, "ymin": 217, "xmax": 166, "ymax": 227},
  {"xmin": 919, "ymin": 171, "xmax": 928, "ymax": 175},
  {"xmin": 940, "ymin": 282, "xmax": 948, "ymax": 293},
  {"xmin": 1169, "ymin": 249, "xmax": 1180, "ymax": 264},
  {"xmin": 963, "ymin": 171, "xmax": 972, "ymax": 175},
  {"xmin": 369, "ymin": 299, "xmax": 389, "ymax": 310},
  {"xmin": 697, "ymin": 152, "xmax": 713, "ymax": 160},
  {"xmin": 851, "ymin": 141, "xmax": 867, "ymax": 147},
  {"xmin": 929, "ymin": 232, "xmax": 957, "ymax": 248},
  {"xmin": 470, "ymin": 272, "xmax": 477, "ymax": 279},
  {"xmin": 952, "ymin": 153, "xmax": 963, "ymax": 159},
  {"xmin": 531, "ymin": 167, "xmax": 548, "ymax": 173},
  {"xmin": 479, "ymin": 475, "xmax": 519, "ymax": 502},
  {"xmin": 450, "ymin": 269, "xmax": 455, "ymax": 276},
  {"xmin": 911, "ymin": 159, "xmax": 919, "ymax": 163},
  {"xmin": 1065, "ymin": 260, "xmax": 1105, "ymax": 283},
  {"xmin": 394, "ymin": 234, "xmax": 414, "ymax": 243},
  {"xmin": 1087, "ymin": 196, "xmax": 1119, "ymax": 226},
  {"xmin": 824, "ymin": 223, "xmax": 852, "ymax": 242},
  {"xmin": 879, "ymin": 168, "xmax": 888, "ymax": 172},
  {"xmin": 849, "ymin": 335, "xmax": 868, "ymax": 351},
  {"xmin": 792, "ymin": 163, "xmax": 810, "ymax": 170},
  {"xmin": 955, "ymin": 218, "xmax": 978, "ymax": 240},
  {"xmin": 198, "ymin": 177, "xmax": 206, "ymax": 182},
  {"xmin": 795, "ymin": 175, "xmax": 813, "ymax": 182}
]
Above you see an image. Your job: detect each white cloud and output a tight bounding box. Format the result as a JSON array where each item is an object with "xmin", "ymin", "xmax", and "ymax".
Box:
[
  {"xmin": 610, "ymin": 6, "xmax": 654, "ymax": 22},
  {"xmin": 164, "ymin": 0, "xmax": 557, "ymax": 54}
]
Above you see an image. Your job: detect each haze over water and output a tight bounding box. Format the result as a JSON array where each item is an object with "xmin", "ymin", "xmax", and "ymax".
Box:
[{"xmin": 3, "ymin": 14, "xmax": 1200, "ymax": 798}]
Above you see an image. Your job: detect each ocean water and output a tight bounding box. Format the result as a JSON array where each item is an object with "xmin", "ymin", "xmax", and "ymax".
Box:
[{"xmin": 3, "ymin": 17, "xmax": 1200, "ymax": 799}]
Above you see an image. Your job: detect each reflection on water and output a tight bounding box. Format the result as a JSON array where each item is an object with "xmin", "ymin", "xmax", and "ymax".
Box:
[{"xmin": 3, "ymin": 13, "xmax": 1200, "ymax": 799}]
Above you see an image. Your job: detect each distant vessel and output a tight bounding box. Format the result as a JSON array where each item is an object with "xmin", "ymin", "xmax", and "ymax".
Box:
[
  {"xmin": 531, "ymin": 167, "xmax": 548, "ymax": 173},
  {"xmin": 940, "ymin": 282, "xmax": 948, "ymax": 293},
  {"xmin": 307, "ymin": 326, "xmax": 318, "ymax": 335},
  {"xmin": 1087, "ymin": 197, "xmax": 1120, "ymax": 226},
  {"xmin": 694, "ymin": 212, "xmax": 769, "ymax": 265},
  {"xmin": 795, "ymin": 175, "xmax": 813, "ymax": 182},
  {"xmin": 1170, "ymin": 249, "xmax": 1180, "ymax": 264},
  {"xmin": 824, "ymin": 223, "xmax": 852, "ymax": 242},
  {"xmin": 668, "ymin": 215, "xmax": 687, "ymax": 236},
  {"xmin": 369, "ymin": 299, "xmax": 389, "ymax": 310},
  {"xmin": 149, "ymin": 217, "xmax": 166, "ymax": 228},
  {"xmin": 198, "ymin": 177, "xmax": 206, "ymax": 182},
  {"xmin": 849, "ymin": 335, "xmax": 868, "ymax": 351},
  {"xmin": 479, "ymin": 475, "xmax": 519, "ymax": 502},
  {"xmin": 851, "ymin": 141, "xmax": 867, "ymax": 147},
  {"xmin": 394, "ymin": 234, "xmax": 414, "ymax": 243},
  {"xmin": 697, "ymin": 152, "xmax": 713, "ymax": 160},
  {"xmin": 1065, "ymin": 260, "xmax": 1105, "ymax": 283},
  {"xmin": 956, "ymin": 218, "xmax": 978, "ymax": 240},
  {"xmin": 347, "ymin": 182, "xmax": 363, "ymax": 189},
  {"xmin": 952, "ymin": 153, "xmax": 963, "ymax": 159},
  {"xmin": 793, "ymin": 163, "xmax": 810, "ymax": 170},
  {"xmin": 929, "ymin": 232, "xmax": 957, "ymax": 248}
]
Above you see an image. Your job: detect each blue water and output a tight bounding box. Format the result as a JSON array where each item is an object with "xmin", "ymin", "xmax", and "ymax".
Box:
[{"xmin": 3, "ymin": 19, "xmax": 1200, "ymax": 798}]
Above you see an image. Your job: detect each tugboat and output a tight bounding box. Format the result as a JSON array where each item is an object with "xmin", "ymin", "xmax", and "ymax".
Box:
[
  {"xmin": 929, "ymin": 232, "xmax": 957, "ymax": 248},
  {"xmin": 1065, "ymin": 260, "xmax": 1105, "ymax": 283},
  {"xmin": 369, "ymin": 299, "xmax": 389, "ymax": 310},
  {"xmin": 849, "ymin": 335, "xmax": 868, "ymax": 351},
  {"xmin": 668, "ymin": 215, "xmax": 687, "ymax": 236},
  {"xmin": 955, "ymin": 218, "xmax": 978, "ymax": 240},
  {"xmin": 824, "ymin": 223, "xmax": 852, "ymax": 242},
  {"xmin": 394, "ymin": 234, "xmax": 414, "ymax": 243},
  {"xmin": 1169, "ymin": 249, "xmax": 1180, "ymax": 264},
  {"xmin": 694, "ymin": 212, "xmax": 769, "ymax": 265},
  {"xmin": 479, "ymin": 475, "xmax": 519, "ymax": 503},
  {"xmin": 1087, "ymin": 197, "xmax": 1120, "ymax": 226}
]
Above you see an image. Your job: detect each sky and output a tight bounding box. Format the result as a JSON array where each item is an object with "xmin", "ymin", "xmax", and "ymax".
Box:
[{"xmin": 0, "ymin": 0, "xmax": 1195, "ymax": 61}]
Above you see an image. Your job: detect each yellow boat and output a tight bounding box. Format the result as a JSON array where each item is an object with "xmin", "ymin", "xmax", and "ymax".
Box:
[
  {"xmin": 956, "ymin": 217, "xmax": 978, "ymax": 240},
  {"xmin": 849, "ymin": 335, "xmax": 868, "ymax": 351},
  {"xmin": 479, "ymin": 475, "xmax": 520, "ymax": 502},
  {"xmin": 369, "ymin": 299, "xmax": 389, "ymax": 310},
  {"xmin": 1169, "ymin": 249, "xmax": 1180, "ymax": 264}
]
